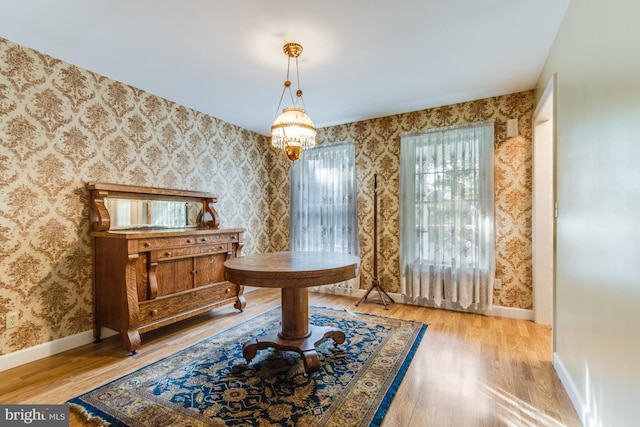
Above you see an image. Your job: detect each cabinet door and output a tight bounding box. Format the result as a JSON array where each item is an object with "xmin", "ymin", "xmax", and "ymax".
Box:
[
  {"xmin": 156, "ymin": 257, "xmax": 195, "ymax": 296},
  {"xmin": 194, "ymin": 253, "xmax": 226, "ymax": 287}
]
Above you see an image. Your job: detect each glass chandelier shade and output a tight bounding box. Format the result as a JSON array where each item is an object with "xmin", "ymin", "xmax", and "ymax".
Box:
[
  {"xmin": 271, "ymin": 106, "xmax": 316, "ymax": 161},
  {"xmin": 270, "ymin": 43, "xmax": 317, "ymax": 161}
]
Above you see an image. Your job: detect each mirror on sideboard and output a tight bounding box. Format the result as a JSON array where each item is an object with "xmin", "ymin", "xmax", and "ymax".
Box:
[
  {"xmin": 104, "ymin": 198, "xmax": 202, "ymax": 229},
  {"xmin": 87, "ymin": 182, "xmax": 220, "ymax": 231}
]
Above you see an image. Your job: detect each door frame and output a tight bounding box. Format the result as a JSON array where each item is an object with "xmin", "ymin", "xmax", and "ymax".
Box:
[{"xmin": 532, "ymin": 74, "xmax": 557, "ymax": 348}]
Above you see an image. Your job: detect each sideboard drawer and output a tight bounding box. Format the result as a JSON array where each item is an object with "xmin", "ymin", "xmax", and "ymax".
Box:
[
  {"xmin": 138, "ymin": 236, "xmax": 197, "ymax": 251},
  {"xmin": 138, "ymin": 282, "xmax": 239, "ymax": 324},
  {"xmin": 196, "ymin": 233, "xmax": 239, "ymax": 245},
  {"xmin": 139, "ymin": 233, "xmax": 239, "ymax": 251},
  {"xmin": 154, "ymin": 243, "xmax": 230, "ymax": 260}
]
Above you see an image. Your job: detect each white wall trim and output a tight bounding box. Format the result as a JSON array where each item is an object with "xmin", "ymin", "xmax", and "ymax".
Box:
[
  {"xmin": 312, "ymin": 287, "xmax": 534, "ymax": 320},
  {"xmin": 491, "ymin": 305, "xmax": 534, "ymax": 321},
  {"xmin": 532, "ymin": 73, "xmax": 557, "ymax": 328},
  {"xmin": 0, "ymin": 328, "xmax": 117, "ymax": 373},
  {"xmin": 553, "ymin": 352, "xmax": 586, "ymax": 426}
]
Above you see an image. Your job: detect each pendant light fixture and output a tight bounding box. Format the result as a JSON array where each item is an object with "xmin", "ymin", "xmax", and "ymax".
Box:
[{"xmin": 270, "ymin": 42, "xmax": 316, "ymax": 161}]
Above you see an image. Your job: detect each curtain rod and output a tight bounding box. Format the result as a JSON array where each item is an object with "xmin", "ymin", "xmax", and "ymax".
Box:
[{"xmin": 400, "ymin": 119, "xmax": 495, "ymax": 138}]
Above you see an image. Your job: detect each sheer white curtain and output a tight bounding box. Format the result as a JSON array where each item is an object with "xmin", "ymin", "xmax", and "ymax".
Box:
[
  {"xmin": 400, "ymin": 122, "xmax": 495, "ymax": 312},
  {"xmin": 290, "ymin": 142, "xmax": 359, "ymax": 256}
]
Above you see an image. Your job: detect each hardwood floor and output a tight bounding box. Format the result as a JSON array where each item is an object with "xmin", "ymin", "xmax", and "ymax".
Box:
[{"xmin": 0, "ymin": 288, "xmax": 581, "ymax": 426}]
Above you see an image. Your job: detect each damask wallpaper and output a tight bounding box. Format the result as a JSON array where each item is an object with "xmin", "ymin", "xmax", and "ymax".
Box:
[
  {"xmin": 1, "ymin": 36, "xmax": 534, "ymax": 358},
  {"xmin": 268, "ymin": 92, "xmax": 534, "ymax": 311},
  {"xmin": 0, "ymin": 38, "xmax": 270, "ymax": 355}
]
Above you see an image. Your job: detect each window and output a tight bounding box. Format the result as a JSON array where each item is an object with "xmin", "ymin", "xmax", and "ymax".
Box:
[
  {"xmin": 290, "ymin": 142, "xmax": 359, "ymax": 256},
  {"xmin": 399, "ymin": 122, "xmax": 495, "ymax": 312}
]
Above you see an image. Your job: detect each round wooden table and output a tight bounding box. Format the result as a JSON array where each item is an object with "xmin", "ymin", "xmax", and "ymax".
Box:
[{"xmin": 224, "ymin": 251, "xmax": 360, "ymax": 375}]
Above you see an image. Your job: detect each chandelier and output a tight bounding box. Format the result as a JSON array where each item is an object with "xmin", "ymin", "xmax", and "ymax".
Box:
[{"xmin": 270, "ymin": 42, "xmax": 316, "ymax": 161}]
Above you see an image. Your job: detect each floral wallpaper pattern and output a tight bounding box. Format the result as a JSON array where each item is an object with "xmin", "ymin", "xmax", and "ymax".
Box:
[
  {"xmin": 0, "ymin": 38, "xmax": 270, "ymax": 355},
  {"xmin": 268, "ymin": 92, "xmax": 534, "ymax": 311},
  {"xmin": 1, "ymin": 35, "xmax": 534, "ymax": 358}
]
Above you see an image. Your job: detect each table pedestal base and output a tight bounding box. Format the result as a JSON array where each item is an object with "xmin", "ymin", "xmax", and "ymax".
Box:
[{"xmin": 242, "ymin": 324, "xmax": 345, "ymax": 375}]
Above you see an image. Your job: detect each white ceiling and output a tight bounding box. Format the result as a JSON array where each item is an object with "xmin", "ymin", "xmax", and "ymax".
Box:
[{"xmin": 0, "ymin": 0, "xmax": 569, "ymax": 136}]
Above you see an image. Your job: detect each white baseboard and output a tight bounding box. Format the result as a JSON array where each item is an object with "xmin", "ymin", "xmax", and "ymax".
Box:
[
  {"xmin": 312, "ymin": 287, "xmax": 534, "ymax": 320},
  {"xmin": 553, "ymin": 352, "xmax": 587, "ymax": 426},
  {"xmin": 491, "ymin": 305, "xmax": 534, "ymax": 320},
  {"xmin": 0, "ymin": 328, "xmax": 117, "ymax": 373}
]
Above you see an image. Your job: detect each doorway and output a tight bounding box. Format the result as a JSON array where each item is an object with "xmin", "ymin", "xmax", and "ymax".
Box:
[{"xmin": 532, "ymin": 75, "xmax": 556, "ymax": 342}]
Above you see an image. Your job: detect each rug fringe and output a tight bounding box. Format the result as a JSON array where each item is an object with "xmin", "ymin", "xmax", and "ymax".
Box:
[{"xmin": 69, "ymin": 402, "xmax": 111, "ymax": 426}]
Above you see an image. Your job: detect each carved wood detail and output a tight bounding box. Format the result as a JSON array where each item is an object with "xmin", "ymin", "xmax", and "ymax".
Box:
[
  {"xmin": 148, "ymin": 253, "xmax": 159, "ymax": 300},
  {"xmin": 203, "ymin": 198, "xmax": 220, "ymax": 229},
  {"xmin": 91, "ymin": 189, "xmax": 111, "ymax": 231}
]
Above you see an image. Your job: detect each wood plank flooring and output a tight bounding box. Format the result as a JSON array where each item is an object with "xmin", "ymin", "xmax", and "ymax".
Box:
[{"xmin": 0, "ymin": 288, "xmax": 581, "ymax": 426}]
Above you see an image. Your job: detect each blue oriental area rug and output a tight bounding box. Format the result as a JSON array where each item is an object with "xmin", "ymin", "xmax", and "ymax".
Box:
[{"xmin": 69, "ymin": 306, "xmax": 426, "ymax": 427}]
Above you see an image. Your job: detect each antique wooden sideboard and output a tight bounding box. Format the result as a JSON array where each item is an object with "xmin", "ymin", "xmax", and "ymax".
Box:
[{"xmin": 87, "ymin": 182, "xmax": 245, "ymax": 353}]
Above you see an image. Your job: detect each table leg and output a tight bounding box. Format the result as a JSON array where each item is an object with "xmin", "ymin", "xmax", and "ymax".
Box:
[
  {"xmin": 280, "ymin": 287, "xmax": 309, "ymax": 339},
  {"xmin": 242, "ymin": 287, "xmax": 346, "ymax": 375}
]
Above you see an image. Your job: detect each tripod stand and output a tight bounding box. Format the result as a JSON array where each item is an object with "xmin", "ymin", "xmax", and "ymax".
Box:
[{"xmin": 356, "ymin": 174, "xmax": 394, "ymax": 309}]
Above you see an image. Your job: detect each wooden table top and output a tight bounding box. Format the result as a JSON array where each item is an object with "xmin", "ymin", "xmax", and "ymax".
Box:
[{"xmin": 224, "ymin": 251, "xmax": 360, "ymax": 289}]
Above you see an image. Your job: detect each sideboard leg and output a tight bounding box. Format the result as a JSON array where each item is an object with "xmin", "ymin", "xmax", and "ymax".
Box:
[
  {"xmin": 122, "ymin": 329, "xmax": 141, "ymax": 354},
  {"xmin": 234, "ymin": 295, "xmax": 246, "ymax": 312},
  {"xmin": 93, "ymin": 322, "xmax": 102, "ymax": 344}
]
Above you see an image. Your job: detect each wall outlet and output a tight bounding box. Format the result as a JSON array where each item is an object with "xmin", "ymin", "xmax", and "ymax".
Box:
[
  {"xmin": 494, "ymin": 279, "xmax": 502, "ymax": 290},
  {"xmin": 6, "ymin": 311, "xmax": 19, "ymax": 329}
]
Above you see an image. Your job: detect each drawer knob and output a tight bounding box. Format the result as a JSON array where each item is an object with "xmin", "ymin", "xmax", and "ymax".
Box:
[
  {"xmin": 144, "ymin": 242, "xmax": 151, "ymax": 247},
  {"xmin": 164, "ymin": 251, "xmax": 172, "ymax": 257},
  {"xmin": 201, "ymin": 238, "xmax": 206, "ymax": 242},
  {"xmin": 186, "ymin": 239, "xmax": 193, "ymax": 244},
  {"xmin": 225, "ymin": 288, "xmax": 231, "ymax": 293},
  {"xmin": 151, "ymin": 309, "xmax": 158, "ymax": 315}
]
